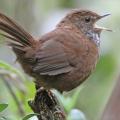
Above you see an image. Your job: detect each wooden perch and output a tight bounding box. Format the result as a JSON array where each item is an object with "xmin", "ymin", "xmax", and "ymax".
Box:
[{"xmin": 28, "ymin": 87, "xmax": 66, "ymax": 120}]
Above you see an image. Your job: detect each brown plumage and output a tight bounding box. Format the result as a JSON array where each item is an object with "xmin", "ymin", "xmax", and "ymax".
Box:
[{"xmin": 0, "ymin": 10, "xmax": 110, "ymax": 92}]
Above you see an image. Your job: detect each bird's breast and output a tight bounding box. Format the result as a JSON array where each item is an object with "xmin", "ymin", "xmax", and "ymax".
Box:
[{"xmin": 57, "ymin": 40, "xmax": 99, "ymax": 91}]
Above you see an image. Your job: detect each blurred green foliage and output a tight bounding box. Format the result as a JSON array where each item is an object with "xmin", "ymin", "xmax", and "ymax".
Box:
[
  {"xmin": 0, "ymin": 0, "xmax": 120, "ymax": 120},
  {"xmin": 0, "ymin": 103, "xmax": 8, "ymax": 112}
]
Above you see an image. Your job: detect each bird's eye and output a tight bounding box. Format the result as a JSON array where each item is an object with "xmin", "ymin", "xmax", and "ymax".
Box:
[{"xmin": 85, "ymin": 17, "xmax": 91, "ymax": 23}]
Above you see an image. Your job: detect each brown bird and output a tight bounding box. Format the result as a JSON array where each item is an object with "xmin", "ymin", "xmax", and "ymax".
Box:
[{"xmin": 0, "ymin": 9, "xmax": 110, "ymax": 92}]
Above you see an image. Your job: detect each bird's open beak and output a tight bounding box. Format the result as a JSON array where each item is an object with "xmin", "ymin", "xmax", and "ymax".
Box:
[
  {"xmin": 99, "ymin": 14, "xmax": 111, "ymax": 19},
  {"xmin": 95, "ymin": 14, "xmax": 112, "ymax": 32}
]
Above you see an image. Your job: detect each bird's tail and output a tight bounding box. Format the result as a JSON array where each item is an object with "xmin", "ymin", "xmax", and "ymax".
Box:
[{"xmin": 0, "ymin": 12, "xmax": 35, "ymax": 54}]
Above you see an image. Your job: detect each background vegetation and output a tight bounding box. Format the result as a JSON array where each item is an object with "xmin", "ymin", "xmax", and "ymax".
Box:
[{"xmin": 0, "ymin": 0, "xmax": 120, "ymax": 120}]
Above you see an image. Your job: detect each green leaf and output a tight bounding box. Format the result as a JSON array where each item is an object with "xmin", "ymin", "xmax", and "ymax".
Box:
[
  {"xmin": 0, "ymin": 103, "xmax": 8, "ymax": 112},
  {"xmin": 52, "ymin": 87, "xmax": 83, "ymax": 113},
  {"xmin": 22, "ymin": 113, "xmax": 40, "ymax": 120},
  {"xmin": 0, "ymin": 60, "xmax": 26, "ymax": 81},
  {"xmin": 65, "ymin": 86, "xmax": 84, "ymax": 112}
]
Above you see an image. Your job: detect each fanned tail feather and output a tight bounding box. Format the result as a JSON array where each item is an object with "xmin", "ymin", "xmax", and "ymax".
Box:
[{"xmin": 0, "ymin": 12, "xmax": 34, "ymax": 50}]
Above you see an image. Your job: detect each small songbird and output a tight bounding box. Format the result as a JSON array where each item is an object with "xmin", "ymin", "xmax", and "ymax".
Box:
[{"xmin": 0, "ymin": 9, "xmax": 110, "ymax": 92}]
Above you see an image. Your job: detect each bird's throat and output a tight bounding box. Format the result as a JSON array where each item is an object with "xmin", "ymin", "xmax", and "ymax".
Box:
[{"xmin": 85, "ymin": 31, "xmax": 100, "ymax": 47}]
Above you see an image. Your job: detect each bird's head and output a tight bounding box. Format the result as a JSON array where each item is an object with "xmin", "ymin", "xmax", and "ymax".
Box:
[{"xmin": 58, "ymin": 9, "xmax": 111, "ymax": 46}]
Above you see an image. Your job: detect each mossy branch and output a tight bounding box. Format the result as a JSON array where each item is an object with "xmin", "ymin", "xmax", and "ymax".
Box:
[{"xmin": 28, "ymin": 87, "xmax": 66, "ymax": 120}]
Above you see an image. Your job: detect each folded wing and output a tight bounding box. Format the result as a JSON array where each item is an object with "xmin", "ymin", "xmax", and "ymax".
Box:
[{"xmin": 33, "ymin": 39, "xmax": 73, "ymax": 75}]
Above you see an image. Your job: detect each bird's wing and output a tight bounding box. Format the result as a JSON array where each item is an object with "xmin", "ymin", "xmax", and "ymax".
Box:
[{"xmin": 32, "ymin": 39, "xmax": 74, "ymax": 75}]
